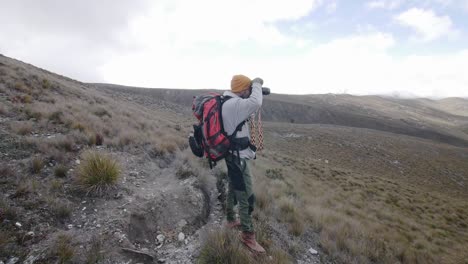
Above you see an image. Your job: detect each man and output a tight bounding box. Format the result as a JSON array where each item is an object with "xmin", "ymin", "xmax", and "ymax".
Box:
[{"xmin": 222, "ymin": 74, "xmax": 265, "ymax": 253}]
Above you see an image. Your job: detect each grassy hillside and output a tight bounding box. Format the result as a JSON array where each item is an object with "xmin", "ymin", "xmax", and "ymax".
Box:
[{"xmin": 1, "ymin": 54, "xmax": 468, "ymax": 263}]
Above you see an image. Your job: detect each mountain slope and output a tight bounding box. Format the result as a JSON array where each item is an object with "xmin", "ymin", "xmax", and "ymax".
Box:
[
  {"xmin": 1, "ymin": 54, "xmax": 468, "ymax": 264},
  {"xmin": 95, "ymin": 84, "xmax": 468, "ymax": 148}
]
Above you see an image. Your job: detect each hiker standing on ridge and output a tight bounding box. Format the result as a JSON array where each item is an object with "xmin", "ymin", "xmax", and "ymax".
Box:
[{"xmin": 222, "ymin": 74, "xmax": 266, "ymax": 253}]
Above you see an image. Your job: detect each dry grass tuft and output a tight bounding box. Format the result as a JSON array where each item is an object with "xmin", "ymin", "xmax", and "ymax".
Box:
[
  {"xmin": 95, "ymin": 133, "xmax": 103, "ymax": 146},
  {"xmin": 53, "ymin": 234, "xmax": 74, "ymax": 263},
  {"xmin": 198, "ymin": 228, "xmax": 254, "ymax": 264},
  {"xmin": 265, "ymin": 168, "xmax": 284, "ymax": 180},
  {"xmin": 50, "ymin": 179, "xmax": 64, "ymax": 193},
  {"xmin": 76, "ymin": 151, "xmax": 120, "ymax": 196},
  {"xmin": 48, "ymin": 110, "xmax": 64, "ymax": 124},
  {"xmin": 0, "ymin": 198, "xmax": 17, "ymax": 221},
  {"xmin": 0, "ymin": 104, "xmax": 6, "ymax": 115},
  {"xmin": 160, "ymin": 142, "xmax": 177, "ymax": 154},
  {"xmin": 71, "ymin": 121, "xmax": 87, "ymax": 132},
  {"xmin": 13, "ymin": 181, "xmax": 33, "ymax": 198},
  {"xmin": 31, "ymin": 157, "xmax": 44, "ymax": 174},
  {"xmin": 278, "ymin": 196, "xmax": 305, "ymax": 236},
  {"xmin": 11, "ymin": 121, "xmax": 33, "ymax": 135},
  {"xmin": 176, "ymin": 165, "xmax": 197, "ymax": 179},
  {"xmin": 93, "ymin": 107, "xmax": 112, "ymax": 118},
  {"xmin": 42, "ymin": 79, "xmax": 51, "ymax": 89},
  {"xmin": 24, "ymin": 107, "xmax": 43, "ymax": 120},
  {"xmin": 54, "ymin": 165, "xmax": 68, "ymax": 178},
  {"xmin": 85, "ymin": 236, "xmax": 104, "ymax": 264},
  {"xmin": 49, "ymin": 198, "xmax": 72, "ymax": 220},
  {"xmin": 0, "ymin": 165, "xmax": 15, "ymax": 179}
]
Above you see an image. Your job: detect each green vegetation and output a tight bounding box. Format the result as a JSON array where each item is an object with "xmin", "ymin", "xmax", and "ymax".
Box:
[{"xmin": 76, "ymin": 151, "xmax": 120, "ymax": 196}]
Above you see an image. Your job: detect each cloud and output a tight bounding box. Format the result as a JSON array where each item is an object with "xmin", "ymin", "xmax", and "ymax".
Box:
[
  {"xmin": 1, "ymin": 0, "xmax": 468, "ymax": 99},
  {"xmin": 0, "ymin": 0, "xmax": 151, "ymax": 81},
  {"xmin": 326, "ymin": 0, "xmax": 338, "ymax": 13},
  {"xmin": 463, "ymin": 0, "xmax": 468, "ymax": 11},
  {"xmin": 366, "ymin": 0, "xmax": 404, "ymax": 10},
  {"xmin": 394, "ymin": 8, "xmax": 459, "ymax": 42}
]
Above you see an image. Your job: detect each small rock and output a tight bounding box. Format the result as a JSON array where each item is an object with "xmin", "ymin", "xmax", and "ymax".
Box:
[
  {"xmin": 178, "ymin": 232, "xmax": 185, "ymax": 241},
  {"xmin": 6, "ymin": 257, "xmax": 19, "ymax": 264},
  {"xmin": 67, "ymin": 224, "xmax": 73, "ymax": 229},
  {"xmin": 96, "ymin": 224, "xmax": 101, "ymax": 228},
  {"xmin": 177, "ymin": 219, "xmax": 187, "ymax": 228},
  {"xmin": 308, "ymin": 248, "xmax": 318, "ymax": 255},
  {"xmin": 15, "ymin": 222, "xmax": 22, "ymax": 228},
  {"xmin": 157, "ymin": 234, "xmax": 165, "ymax": 243},
  {"xmin": 26, "ymin": 231, "xmax": 34, "ymax": 237},
  {"xmin": 158, "ymin": 258, "xmax": 166, "ymax": 263},
  {"xmin": 75, "ymin": 159, "xmax": 80, "ymax": 165},
  {"xmin": 82, "ymin": 207, "xmax": 86, "ymax": 211}
]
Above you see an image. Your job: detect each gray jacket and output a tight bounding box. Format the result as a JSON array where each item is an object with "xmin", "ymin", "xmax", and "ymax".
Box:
[{"xmin": 222, "ymin": 82, "xmax": 263, "ymax": 159}]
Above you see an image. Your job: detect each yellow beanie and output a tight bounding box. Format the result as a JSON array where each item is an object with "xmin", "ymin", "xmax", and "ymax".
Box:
[{"xmin": 231, "ymin": 75, "xmax": 251, "ymax": 93}]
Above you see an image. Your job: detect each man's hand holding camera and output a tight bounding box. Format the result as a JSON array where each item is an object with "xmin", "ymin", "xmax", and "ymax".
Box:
[{"xmin": 251, "ymin": 77, "xmax": 270, "ymax": 95}]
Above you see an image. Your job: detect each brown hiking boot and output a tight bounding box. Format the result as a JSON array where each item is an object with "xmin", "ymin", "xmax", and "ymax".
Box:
[
  {"xmin": 240, "ymin": 231, "xmax": 266, "ymax": 253},
  {"xmin": 226, "ymin": 219, "xmax": 241, "ymax": 229}
]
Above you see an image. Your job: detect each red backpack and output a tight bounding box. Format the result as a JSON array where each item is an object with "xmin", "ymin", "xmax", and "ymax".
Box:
[{"xmin": 189, "ymin": 93, "xmax": 245, "ymax": 168}]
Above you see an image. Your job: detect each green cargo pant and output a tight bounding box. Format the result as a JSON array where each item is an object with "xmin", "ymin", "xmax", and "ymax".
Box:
[{"xmin": 225, "ymin": 154, "xmax": 255, "ymax": 233}]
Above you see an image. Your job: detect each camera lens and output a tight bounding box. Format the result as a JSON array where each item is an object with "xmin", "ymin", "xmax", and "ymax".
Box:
[{"xmin": 262, "ymin": 87, "xmax": 270, "ymax": 95}]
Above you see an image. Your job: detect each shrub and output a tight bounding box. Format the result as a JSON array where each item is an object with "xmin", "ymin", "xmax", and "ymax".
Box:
[
  {"xmin": 54, "ymin": 165, "xmax": 68, "ymax": 178},
  {"xmin": 53, "ymin": 234, "xmax": 74, "ymax": 263},
  {"xmin": 31, "ymin": 157, "xmax": 44, "ymax": 174},
  {"xmin": 77, "ymin": 151, "xmax": 120, "ymax": 196}
]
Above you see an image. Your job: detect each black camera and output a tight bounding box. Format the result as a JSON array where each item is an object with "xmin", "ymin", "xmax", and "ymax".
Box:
[{"xmin": 250, "ymin": 86, "xmax": 271, "ymax": 95}]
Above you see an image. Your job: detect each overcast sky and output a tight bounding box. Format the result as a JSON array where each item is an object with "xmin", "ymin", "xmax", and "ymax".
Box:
[{"xmin": 1, "ymin": 0, "xmax": 468, "ymax": 98}]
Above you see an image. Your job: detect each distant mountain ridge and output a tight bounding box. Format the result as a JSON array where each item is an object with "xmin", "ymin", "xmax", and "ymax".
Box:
[{"xmin": 94, "ymin": 83, "xmax": 468, "ymax": 148}]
